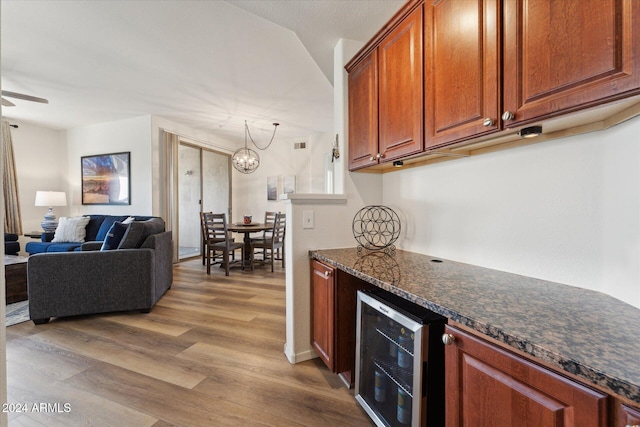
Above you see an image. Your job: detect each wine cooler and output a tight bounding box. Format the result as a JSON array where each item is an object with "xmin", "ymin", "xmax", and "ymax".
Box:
[{"xmin": 355, "ymin": 290, "xmax": 446, "ymax": 427}]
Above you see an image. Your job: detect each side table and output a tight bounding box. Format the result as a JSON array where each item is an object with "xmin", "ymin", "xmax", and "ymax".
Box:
[{"xmin": 4, "ymin": 255, "xmax": 29, "ymax": 304}]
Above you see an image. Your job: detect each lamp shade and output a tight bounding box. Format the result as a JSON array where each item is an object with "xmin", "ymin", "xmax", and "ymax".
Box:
[{"xmin": 35, "ymin": 191, "xmax": 67, "ymax": 207}]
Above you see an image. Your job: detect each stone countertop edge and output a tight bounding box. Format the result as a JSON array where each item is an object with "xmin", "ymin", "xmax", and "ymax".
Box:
[{"xmin": 309, "ymin": 248, "xmax": 640, "ymax": 406}]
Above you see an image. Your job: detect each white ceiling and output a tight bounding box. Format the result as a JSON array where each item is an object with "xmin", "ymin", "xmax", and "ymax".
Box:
[{"xmin": 1, "ymin": 0, "xmax": 403, "ymax": 145}]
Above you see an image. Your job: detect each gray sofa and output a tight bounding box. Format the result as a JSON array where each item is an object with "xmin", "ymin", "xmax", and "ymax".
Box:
[{"xmin": 27, "ymin": 229, "xmax": 173, "ymax": 324}]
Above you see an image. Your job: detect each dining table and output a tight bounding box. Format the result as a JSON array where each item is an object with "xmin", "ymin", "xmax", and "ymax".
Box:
[{"xmin": 227, "ymin": 222, "xmax": 273, "ymax": 268}]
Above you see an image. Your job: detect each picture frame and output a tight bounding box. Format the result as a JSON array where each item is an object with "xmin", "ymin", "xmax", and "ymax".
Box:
[
  {"xmin": 267, "ymin": 176, "xmax": 278, "ymax": 201},
  {"xmin": 81, "ymin": 152, "xmax": 131, "ymax": 205},
  {"xmin": 283, "ymin": 175, "xmax": 296, "ymax": 194}
]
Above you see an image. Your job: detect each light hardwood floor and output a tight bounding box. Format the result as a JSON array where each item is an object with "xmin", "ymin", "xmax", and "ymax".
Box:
[{"xmin": 5, "ymin": 259, "xmax": 373, "ymax": 426}]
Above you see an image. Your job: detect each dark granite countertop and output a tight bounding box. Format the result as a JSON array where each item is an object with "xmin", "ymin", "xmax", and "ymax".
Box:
[{"xmin": 310, "ymin": 247, "xmax": 640, "ymax": 405}]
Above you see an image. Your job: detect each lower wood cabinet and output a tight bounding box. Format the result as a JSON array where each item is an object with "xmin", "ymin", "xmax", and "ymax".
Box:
[
  {"xmin": 616, "ymin": 402, "xmax": 640, "ymax": 427},
  {"xmin": 310, "ymin": 260, "xmax": 375, "ymax": 386},
  {"xmin": 311, "ymin": 260, "xmax": 336, "ymax": 371},
  {"xmin": 443, "ymin": 325, "xmax": 608, "ymax": 427}
]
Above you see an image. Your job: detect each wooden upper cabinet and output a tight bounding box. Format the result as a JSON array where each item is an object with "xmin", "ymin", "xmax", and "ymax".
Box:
[
  {"xmin": 348, "ymin": 51, "xmax": 379, "ymax": 170},
  {"xmin": 425, "ymin": 0, "xmax": 500, "ymax": 149},
  {"xmin": 502, "ymin": 0, "xmax": 640, "ymax": 127},
  {"xmin": 347, "ymin": 2, "xmax": 423, "ymax": 171},
  {"xmin": 378, "ymin": 5, "xmax": 424, "ymax": 161},
  {"xmin": 444, "ymin": 325, "xmax": 608, "ymax": 427}
]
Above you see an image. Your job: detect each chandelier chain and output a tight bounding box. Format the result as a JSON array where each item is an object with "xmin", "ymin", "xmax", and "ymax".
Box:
[{"xmin": 246, "ymin": 121, "xmax": 279, "ymax": 150}]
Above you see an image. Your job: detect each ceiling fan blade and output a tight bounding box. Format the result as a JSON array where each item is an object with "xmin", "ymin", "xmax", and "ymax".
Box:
[
  {"xmin": 1, "ymin": 90, "xmax": 49, "ymax": 104},
  {"xmin": 1, "ymin": 97, "xmax": 16, "ymax": 107}
]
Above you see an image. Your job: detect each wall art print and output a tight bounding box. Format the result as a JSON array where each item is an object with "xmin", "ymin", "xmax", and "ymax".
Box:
[
  {"xmin": 267, "ymin": 176, "xmax": 278, "ymax": 201},
  {"xmin": 81, "ymin": 152, "xmax": 131, "ymax": 205}
]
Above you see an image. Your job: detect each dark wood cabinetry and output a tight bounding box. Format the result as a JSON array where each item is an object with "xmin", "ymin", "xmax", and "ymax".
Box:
[
  {"xmin": 616, "ymin": 402, "xmax": 640, "ymax": 427},
  {"xmin": 310, "ymin": 259, "xmax": 375, "ymax": 385},
  {"xmin": 348, "ymin": 52, "xmax": 379, "ymax": 170},
  {"xmin": 502, "ymin": 0, "xmax": 640, "ymax": 128},
  {"xmin": 310, "ymin": 259, "xmax": 336, "ymax": 371},
  {"xmin": 347, "ymin": 4, "xmax": 423, "ymax": 171},
  {"xmin": 377, "ymin": 5, "xmax": 423, "ymax": 162},
  {"xmin": 444, "ymin": 325, "xmax": 608, "ymax": 427},
  {"xmin": 350, "ymin": 0, "xmax": 640, "ymax": 169},
  {"xmin": 425, "ymin": 0, "xmax": 500, "ymax": 148}
]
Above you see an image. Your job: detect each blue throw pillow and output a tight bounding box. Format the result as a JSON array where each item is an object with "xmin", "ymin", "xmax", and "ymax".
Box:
[{"xmin": 100, "ymin": 222, "xmax": 129, "ymax": 251}]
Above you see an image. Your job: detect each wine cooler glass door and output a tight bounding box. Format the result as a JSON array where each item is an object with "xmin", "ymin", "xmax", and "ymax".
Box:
[{"xmin": 355, "ymin": 291, "xmax": 423, "ymax": 427}]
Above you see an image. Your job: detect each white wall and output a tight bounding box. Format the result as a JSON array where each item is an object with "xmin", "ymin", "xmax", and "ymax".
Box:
[
  {"xmin": 66, "ymin": 116, "xmax": 153, "ymax": 216},
  {"xmin": 232, "ymin": 131, "xmax": 332, "ymax": 223},
  {"xmin": 10, "ymin": 120, "xmax": 67, "ymax": 254},
  {"xmin": 383, "ymin": 116, "xmax": 640, "ymax": 307}
]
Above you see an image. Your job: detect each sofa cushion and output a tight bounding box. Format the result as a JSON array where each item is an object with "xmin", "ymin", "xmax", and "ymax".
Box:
[
  {"xmin": 100, "ymin": 221, "xmax": 129, "ymax": 251},
  {"xmin": 52, "ymin": 216, "xmax": 91, "ymax": 243},
  {"xmin": 84, "ymin": 215, "xmax": 107, "ymax": 242},
  {"xmin": 95, "ymin": 215, "xmax": 128, "ymax": 241},
  {"xmin": 118, "ymin": 218, "xmax": 165, "ymax": 249},
  {"xmin": 46, "ymin": 243, "xmax": 82, "ymax": 252}
]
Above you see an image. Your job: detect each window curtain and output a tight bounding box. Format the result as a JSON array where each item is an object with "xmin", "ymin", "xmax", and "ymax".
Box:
[
  {"xmin": 162, "ymin": 129, "xmax": 180, "ymax": 262},
  {"xmin": 1, "ymin": 120, "xmax": 22, "ymax": 234}
]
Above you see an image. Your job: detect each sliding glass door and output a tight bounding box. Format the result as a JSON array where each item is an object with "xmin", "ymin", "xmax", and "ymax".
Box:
[{"xmin": 178, "ymin": 143, "xmax": 230, "ymax": 260}]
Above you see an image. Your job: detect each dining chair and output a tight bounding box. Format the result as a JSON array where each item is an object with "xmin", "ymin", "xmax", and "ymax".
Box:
[
  {"xmin": 251, "ymin": 213, "xmax": 286, "ymax": 272},
  {"xmin": 200, "ymin": 211, "xmax": 211, "ymax": 266},
  {"xmin": 203, "ymin": 212, "xmax": 244, "ymax": 276},
  {"xmin": 251, "ymin": 211, "xmax": 278, "ymax": 258}
]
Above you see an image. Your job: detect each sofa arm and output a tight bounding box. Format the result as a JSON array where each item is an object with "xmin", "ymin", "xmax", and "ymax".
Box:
[{"xmin": 27, "ymin": 249, "xmax": 155, "ymax": 321}]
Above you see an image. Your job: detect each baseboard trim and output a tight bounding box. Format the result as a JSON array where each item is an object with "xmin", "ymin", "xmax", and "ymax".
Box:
[{"xmin": 283, "ymin": 343, "xmax": 317, "ymax": 364}]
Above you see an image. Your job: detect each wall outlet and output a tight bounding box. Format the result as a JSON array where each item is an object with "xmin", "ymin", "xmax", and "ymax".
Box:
[{"xmin": 303, "ymin": 210, "xmax": 314, "ymax": 229}]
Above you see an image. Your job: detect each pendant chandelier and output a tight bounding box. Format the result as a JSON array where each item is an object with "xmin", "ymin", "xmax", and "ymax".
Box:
[{"xmin": 232, "ymin": 120, "xmax": 280, "ymax": 174}]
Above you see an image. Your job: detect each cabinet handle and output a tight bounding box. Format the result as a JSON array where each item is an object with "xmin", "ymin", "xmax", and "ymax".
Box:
[
  {"xmin": 376, "ymin": 153, "xmax": 383, "ymax": 159},
  {"xmin": 442, "ymin": 333, "xmax": 456, "ymax": 345},
  {"xmin": 502, "ymin": 111, "xmax": 515, "ymax": 121},
  {"xmin": 369, "ymin": 156, "xmax": 375, "ymax": 161},
  {"xmin": 324, "ymin": 271, "xmax": 330, "ymax": 277},
  {"xmin": 482, "ymin": 118, "xmax": 495, "ymax": 127}
]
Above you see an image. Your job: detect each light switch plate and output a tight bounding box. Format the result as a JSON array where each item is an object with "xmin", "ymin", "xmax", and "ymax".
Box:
[{"xmin": 303, "ymin": 210, "xmax": 314, "ymax": 229}]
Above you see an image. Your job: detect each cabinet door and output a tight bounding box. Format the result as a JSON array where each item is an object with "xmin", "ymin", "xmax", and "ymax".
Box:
[
  {"xmin": 378, "ymin": 5, "xmax": 424, "ymax": 161},
  {"xmin": 444, "ymin": 325, "xmax": 608, "ymax": 427},
  {"xmin": 425, "ymin": 0, "xmax": 500, "ymax": 148},
  {"xmin": 310, "ymin": 260, "xmax": 336, "ymax": 372},
  {"xmin": 618, "ymin": 403, "xmax": 640, "ymax": 426},
  {"xmin": 502, "ymin": 0, "xmax": 640, "ymax": 127},
  {"xmin": 348, "ymin": 51, "xmax": 379, "ymax": 171}
]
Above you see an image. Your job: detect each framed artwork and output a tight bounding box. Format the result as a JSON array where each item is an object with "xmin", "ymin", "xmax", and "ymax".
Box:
[
  {"xmin": 267, "ymin": 176, "xmax": 278, "ymax": 201},
  {"xmin": 283, "ymin": 175, "xmax": 296, "ymax": 194},
  {"xmin": 81, "ymin": 152, "xmax": 131, "ymax": 205}
]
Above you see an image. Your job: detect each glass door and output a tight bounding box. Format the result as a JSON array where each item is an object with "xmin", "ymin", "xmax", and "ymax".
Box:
[{"xmin": 177, "ymin": 143, "xmax": 230, "ymax": 260}]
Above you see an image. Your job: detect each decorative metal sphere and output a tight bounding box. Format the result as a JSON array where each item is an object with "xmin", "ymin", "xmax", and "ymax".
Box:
[
  {"xmin": 352, "ymin": 205, "xmax": 401, "ymax": 250},
  {"xmin": 232, "ymin": 147, "xmax": 260, "ymax": 174}
]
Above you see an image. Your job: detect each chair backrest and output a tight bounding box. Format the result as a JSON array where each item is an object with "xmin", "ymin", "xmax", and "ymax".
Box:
[
  {"xmin": 203, "ymin": 212, "xmax": 229, "ymax": 246},
  {"xmin": 273, "ymin": 213, "xmax": 286, "ymax": 244},
  {"xmin": 200, "ymin": 211, "xmax": 212, "ymax": 242},
  {"xmin": 263, "ymin": 211, "xmax": 278, "ymax": 238},
  {"xmin": 265, "ymin": 211, "xmax": 278, "ymax": 226}
]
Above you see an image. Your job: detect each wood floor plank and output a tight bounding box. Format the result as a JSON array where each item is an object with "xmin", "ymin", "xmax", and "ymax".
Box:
[
  {"xmin": 100, "ymin": 313, "xmax": 193, "ymax": 337},
  {"xmin": 8, "ymin": 362, "xmax": 157, "ymax": 427},
  {"xmin": 5, "ymin": 258, "xmax": 373, "ymax": 426},
  {"xmin": 66, "ymin": 363, "xmax": 303, "ymax": 427},
  {"xmin": 27, "ymin": 327, "xmax": 207, "ymax": 389}
]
